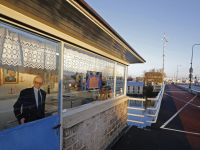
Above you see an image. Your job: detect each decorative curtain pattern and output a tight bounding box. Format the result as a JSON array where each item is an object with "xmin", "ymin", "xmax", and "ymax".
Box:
[
  {"xmin": 0, "ymin": 27, "xmax": 5, "ymax": 64},
  {"xmin": 1, "ymin": 29, "xmax": 22, "ymax": 66},
  {"xmin": 0, "ymin": 24, "xmax": 57, "ymax": 70},
  {"xmin": 64, "ymin": 45, "xmax": 115, "ymax": 76},
  {"xmin": 116, "ymin": 64, "xmax": 125, "ymax": 77},
  {"xmin": 43, "ymin": 43, "xmax": 57, "ymax": 70},
  {"xmin": 20, "ymin": 35, "xmax": 44, "ymax": 69}
]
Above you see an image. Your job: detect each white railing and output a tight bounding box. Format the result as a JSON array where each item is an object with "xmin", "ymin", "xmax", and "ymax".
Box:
[
  {"xmin": 176, "ymin": 84, "xmax": 200, "ymax": 95},
  {"xmin": 146, "ymin": 85, "xmax": 165, "ymax": 123},
  {"xmin": 127, "ymin": 84, "xmax": 165, "ymax": 126},
  {"xmin": 153, "ymin": 85, "xmax": 162, "ymax": 92},
  {"xmin": 128, "ymin": 98, "xmax": 145, "ymax": 101}
]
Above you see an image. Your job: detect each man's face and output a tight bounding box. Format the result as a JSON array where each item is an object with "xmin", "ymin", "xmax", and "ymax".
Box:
[
  {"xmin": 8, "ymin": 69, "xmax": 15, "ymax": 76},
  {"xmin": 33, "ymin": 78, "xmax": 43, "ymax": 89}
]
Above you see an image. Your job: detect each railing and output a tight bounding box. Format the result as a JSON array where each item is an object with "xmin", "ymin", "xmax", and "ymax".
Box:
[
  {"xmin": 127, "ymin": 84, "xmax": 165, "ymax": 127},
  {"xmin": 176, "ymin": 84, "xmax": 200, "ymax": 95},
  {"xmin": 153, "ymin": 85, "xmax": 162, "ymax": 92},
  {"xmin": 146, "ymin": 85, "xmax": 165, "ymax": 123}
]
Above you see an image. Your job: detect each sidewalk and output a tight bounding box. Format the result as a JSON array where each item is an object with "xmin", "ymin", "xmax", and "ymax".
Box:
[{"xmin": 111, "ymin": 85, "xmax": 200, "ymax": 150}]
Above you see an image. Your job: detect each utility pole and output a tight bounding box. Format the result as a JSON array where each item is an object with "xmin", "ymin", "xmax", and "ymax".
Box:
[
  {"xmin": 176, "ymin": 65, "xmax": 182, "ymax": 84},
  {"xmin": 189, "ymin": 44, "xmax": 200, "ymax": 88},
  {"xmin": 174, "ymin": 71, "xmax": 176, "ymax": 82},
  {"xmin": 161, "ymin": 33, "xmax": 169, "ymax": 86}
]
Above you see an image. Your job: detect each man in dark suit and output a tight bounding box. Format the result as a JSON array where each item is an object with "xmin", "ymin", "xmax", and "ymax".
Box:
[{"xmin": 13, "ymin": 76, "xmax": 46, "ymax": 124}]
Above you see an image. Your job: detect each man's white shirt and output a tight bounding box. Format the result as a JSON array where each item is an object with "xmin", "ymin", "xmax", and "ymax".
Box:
[{"xmin": 33, "ymin": 87, "xmax": 42, "ymax": 108}]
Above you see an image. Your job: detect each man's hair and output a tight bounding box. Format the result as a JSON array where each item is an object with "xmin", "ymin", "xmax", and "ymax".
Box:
[
  {"xmin": 33, "ymin": 76, "xmax": 43, "ymax": 82},
  {"xmin": 7, "ymin": 68, "xmax": 15, "ymax": 73}
]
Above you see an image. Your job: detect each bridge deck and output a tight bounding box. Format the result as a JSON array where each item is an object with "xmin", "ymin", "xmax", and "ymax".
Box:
[{"xmin": 111, "ymin": 84, "xmax": 200, "ymax": 150}]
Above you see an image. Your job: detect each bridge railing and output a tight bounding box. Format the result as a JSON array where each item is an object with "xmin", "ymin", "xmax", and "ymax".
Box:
[
  {"xmin": 127, "ymin": 84, "xmax": 165, "ymax": 126},
  {"xmin": 176, "ymin": 84, "xmax": 200, "ymax": 95},
  {"xmin": 146, "ymin": 85, "xmax": 165, "ymax": 123},
  {"xmin": 153, "ymin": 85, "xmax": 162, "ymax": 92}
]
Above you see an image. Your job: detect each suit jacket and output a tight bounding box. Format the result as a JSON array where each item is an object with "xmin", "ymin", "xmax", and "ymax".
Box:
[{"xmin": 13, "ymin": 87, "xmax": 46, "ymax": 124}]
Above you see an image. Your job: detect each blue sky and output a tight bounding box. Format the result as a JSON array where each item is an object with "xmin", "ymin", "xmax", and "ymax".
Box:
[{"xmin": 85, "ymin": 0, "xmax": 200, "ymax": 79}]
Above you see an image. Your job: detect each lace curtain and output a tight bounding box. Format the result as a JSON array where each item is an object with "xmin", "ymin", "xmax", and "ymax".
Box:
[
  {"xmin": 64, "ymin": 45, "xmax": 115, "ymax": 76},
  {"xmin": 0, "ymin": 27, "xmax": 22, "ymax": 66},
  {"xmin": 116, "ymin": 64, "xmax": 125, "ymax": 77},
  {"xmin": 0, "ymin": 24, "xmax": 57, "ymax": 70}
]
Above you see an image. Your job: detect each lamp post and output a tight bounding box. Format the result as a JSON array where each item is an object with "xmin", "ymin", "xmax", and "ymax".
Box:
[
  {"xmin": 176, "ymin": 65, "xmax": 182, "ymax": 84},
  {"xmin": 174, "ymin": 71, "xmax": 176, "ymax": 82},
  {"xmin": 189, "ymin": 44, "xmax": 200, "ymax": 89},
  {"xmin": 161, "ymin": 33, "xmax": 169, "ymax": 86}
]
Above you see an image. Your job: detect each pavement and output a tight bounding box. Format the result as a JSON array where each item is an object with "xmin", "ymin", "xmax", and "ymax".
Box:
[
  {"xmin": 179, "ymin": 84, "xmax": 200, "ymax": 92},
  {"xmin": 110, "ymin": 85, "xmax": 200, "ymax": 150}
]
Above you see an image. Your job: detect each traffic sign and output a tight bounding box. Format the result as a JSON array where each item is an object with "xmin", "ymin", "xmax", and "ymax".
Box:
[
  {"xmin": 189, "ymin": 67, "xmax": 193, "ymax": 73},
  {"xmin": 189, "ymin": 74, "xmax": 193, "ymax": 78}
]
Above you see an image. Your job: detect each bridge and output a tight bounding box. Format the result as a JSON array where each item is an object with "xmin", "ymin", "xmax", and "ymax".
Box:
[{"xmin": 111, "ymin": 84, "xmax": 200, "ymax": 150}]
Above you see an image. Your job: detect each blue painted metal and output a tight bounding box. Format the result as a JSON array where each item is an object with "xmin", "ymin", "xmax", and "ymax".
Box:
[
  {"xmin": 0, "ymin": 115, "xmax": 60, "ymax": 150},
  {"xmin": 127, "ymin": 81, "xmax": 144, "ymax": 87}
]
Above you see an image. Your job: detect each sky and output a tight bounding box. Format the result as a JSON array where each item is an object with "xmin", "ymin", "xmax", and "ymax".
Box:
[{"xmin": 84, "ymin": 0, "xmax": 200, "ymax": 79}]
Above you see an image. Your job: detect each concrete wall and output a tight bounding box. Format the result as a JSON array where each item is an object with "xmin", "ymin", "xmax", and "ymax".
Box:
[{"xmin": 62, "ymin": 95, "xmax": 128, "ymax": 150}]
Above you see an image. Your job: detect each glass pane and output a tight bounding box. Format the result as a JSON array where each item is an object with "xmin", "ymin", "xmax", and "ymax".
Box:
[
  {"xmin": 115, "ymin": 64, "xmax": 125, "ymax": 96},
  {"xmin": 0, "ymin": 23, "xmax": 59, "ymax": 131},
  {"xmin": 63, "ymin": 45, "xmax": 115, "ymax": 109}
]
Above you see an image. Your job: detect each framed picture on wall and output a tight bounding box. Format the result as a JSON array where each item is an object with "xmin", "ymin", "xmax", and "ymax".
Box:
[
  {"xmin": 3, "ymin": 66, "xmax": 19, "ymax": 84},
  {"xmin": 86, "ymin": 71, "xmax": 102, "ymax": 90}
]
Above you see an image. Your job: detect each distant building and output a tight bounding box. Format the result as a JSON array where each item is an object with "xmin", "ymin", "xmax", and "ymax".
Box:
[
  {"xmin": 127, "ymin": 81, "xmax": 144, "ymax": 95},
  {"xmin": 144, "ymin": 72, "xmax": 162, "ymax": 86},
  {"xmin": 136, "ymin": 77, "xmax": 144, "ymax": 82}
]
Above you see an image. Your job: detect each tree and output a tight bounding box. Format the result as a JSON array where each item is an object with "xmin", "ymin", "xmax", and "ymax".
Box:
[
  {"xmin": 127, "ymin": 76, "xmax": 133, "ymax": 81},
  {"xmin": 147, "ymin": 68, "xmax": 167, "ymax": 77},
  {"xmin": 143, "ymin": 68, "xmax": 167, "ymax": 85}
]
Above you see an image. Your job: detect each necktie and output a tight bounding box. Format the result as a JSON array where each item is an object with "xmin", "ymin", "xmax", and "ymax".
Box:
[{"xmin": 37, "ymin": 90, "xmax": 42, "ymax": 118}]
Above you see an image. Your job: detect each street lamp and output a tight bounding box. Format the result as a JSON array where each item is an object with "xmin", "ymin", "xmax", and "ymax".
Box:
[
  {"xmin": 189, "ymin": 44, "xmax": 200, "ymax": 88},
  {"xmin": 176, "ymin": 65, "xmax": 182, "ymax": 84},
  {"xmin": 174, "ymin": 71, "xmax": 176, "ymax": 82},
  {"xmin": 161, "ymin": 33, "xmax": 169, "ymax": 86}
]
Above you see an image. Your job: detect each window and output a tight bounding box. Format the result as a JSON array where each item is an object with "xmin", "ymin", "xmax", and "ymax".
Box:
[
  {"xmin": 62, "ymin": 45, "xmax": 115, "ymax": 108},
  {"xmin": 115, "ymin": 63, "xmax": 125, "ymax": 96},
  {"xmin": 133, "ymin": 86, "xmax": 135, "ymax": 93},
  {"xmin": 138, "ymin": 86, "xmax": 140, "ymax": 93},
  {"xmin": 128, "ymin": 86, "xmax": 130, "ymax": 93},
  {"xmin": 0, "ymin": 23, "xmax": 59, "ymax": 131}
]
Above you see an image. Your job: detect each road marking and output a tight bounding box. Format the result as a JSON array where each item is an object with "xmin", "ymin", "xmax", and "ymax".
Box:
[
  {"xmin": 160, "ymin": 95, "xmax": 197, "ymax": 128},
  {"xmin": 161, "ymin": 127, "xmax": 200, "ymax": 136},
  {"xmin": 164, "ymin": 93, "xmax": 199, "ymax": 108},
  {"xmin": 165, "ymin": 91, "xmax": 189, "ymax": 93}
]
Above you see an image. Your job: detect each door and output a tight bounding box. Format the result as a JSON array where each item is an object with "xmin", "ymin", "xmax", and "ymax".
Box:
[{"xmin": 0, "ymin": 115, "xmax": 61, "ymax": 150}]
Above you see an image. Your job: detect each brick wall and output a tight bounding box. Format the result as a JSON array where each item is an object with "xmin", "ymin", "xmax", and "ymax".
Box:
[{"xmin": 63, "ymin": 100, "xmax": 127, "ymax": 150}]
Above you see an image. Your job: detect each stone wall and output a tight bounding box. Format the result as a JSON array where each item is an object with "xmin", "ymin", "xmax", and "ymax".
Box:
[{"xmin": 62, "ymin": 96, "xmax": 128, "ymax": 150}]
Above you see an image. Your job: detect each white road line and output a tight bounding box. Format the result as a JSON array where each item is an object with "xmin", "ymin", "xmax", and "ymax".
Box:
[
  {"xmin": 165, "ymin": 91, "xmax": 189, "ymax": 93},
  {"xmin": 160, "ymin": 127, "xmax": 200, "ymax": 136},
  {"xmin": 164, "ymin": 93, "xmax": 200, "ymax": 108},
  {"xmin": 160, "ymin": 95, "xmax": 197, "ymax": 128}
]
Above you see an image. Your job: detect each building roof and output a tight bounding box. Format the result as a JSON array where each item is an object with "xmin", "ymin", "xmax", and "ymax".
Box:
[
  {"xmin": 0, "ymin": 0, "xmax": 145, "ymax": 64},
  {"xmin": 77, "ymin": 0, "xmax": 145, "ymax": 63},
  {"xmin": 127, "ymin": 82, "xmax": 144, "ymax": 86}
]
